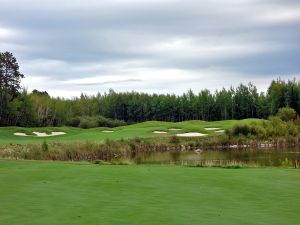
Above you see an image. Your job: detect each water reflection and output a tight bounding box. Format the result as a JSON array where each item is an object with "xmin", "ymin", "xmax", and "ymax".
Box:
[{"xmin": 128, "ymin": 147, "xmax": 300, "ymax": 167}]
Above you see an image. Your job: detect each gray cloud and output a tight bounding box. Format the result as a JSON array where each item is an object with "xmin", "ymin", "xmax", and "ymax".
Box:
[
  {"xmin": 0, "ymin": 0, "xmax": 299, "ymax": 97},
  {"xmin": 72, "ymin": 79, "xmax": 142, "ymax": 86}
]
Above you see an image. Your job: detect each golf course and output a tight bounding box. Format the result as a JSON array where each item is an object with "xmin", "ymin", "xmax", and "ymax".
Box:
[
  {"xmin": 1, "ymin": 117, "xmax": 299, "ymax": 224},
  {"xmin": 1, "ymin": 28, "xmax": 300, "ymax": 224},
  {"xmin": 0, "ymin": 119, "xmax": 261, "ymax": 145}
]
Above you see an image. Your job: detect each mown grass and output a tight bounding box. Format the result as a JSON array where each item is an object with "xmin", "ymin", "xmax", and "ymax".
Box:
[
  {"xmin": 0, "ymin": 119, "xmax": 262, "ymax": 145},
  {"xmin": 0, "ymin": 160, "xmax": 299, "ymax": 225}
]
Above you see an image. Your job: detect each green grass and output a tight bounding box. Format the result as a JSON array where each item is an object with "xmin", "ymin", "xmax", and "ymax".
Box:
[
  {"xmin": 0, "ymin": 160, "xmax": 299, "ymax": 225},
  {"xmin": 0, "ymin": 118, "xmax": 262, "ymax": 145}
]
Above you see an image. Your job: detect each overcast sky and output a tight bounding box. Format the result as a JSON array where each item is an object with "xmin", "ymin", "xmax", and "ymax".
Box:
[{"xmin": 0, "ymin": 0, "xmax": 299, "ymax": 97}]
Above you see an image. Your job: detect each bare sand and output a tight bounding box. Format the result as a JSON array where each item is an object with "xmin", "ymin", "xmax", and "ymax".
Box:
[
  {"xmin": 33, "ymin": 132, "xmax": 66, "ymax": 137},
  {"xmin": 153, "ymin": 131, "xmax": 168, "ymax": 134},
  {"xmin": 14, "ymin": 132, "xmax": 30, "ymax": 136},
  {"xmin": 204, "ymin": 128, "xmax": 221, "ymax": 131},
  {"xmin": 14, "ymin": 132, "xmax": 66, "ymax": 137},
  {"xmin": 168, "ymin": 128, "xmax": 182, "ymax": 131},
  {"xmin": 215, "ymin": 130, "xmax": 225, "ymax": 133},
  {"xmin": 176, "ymin": 132, "xmax": 207, "ymax": 137}
]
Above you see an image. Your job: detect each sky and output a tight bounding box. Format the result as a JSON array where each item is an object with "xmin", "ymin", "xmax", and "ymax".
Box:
[{"xmin": 0, "ymin": 0, "xmax": 299, "ymax": 98}]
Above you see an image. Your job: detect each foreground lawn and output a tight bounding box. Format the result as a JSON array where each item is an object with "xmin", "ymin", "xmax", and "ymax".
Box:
[
  {"xmin": 0, "ymin": 160, "xmax": 299, "ymax": 225},
  {"xmin": 0, "ymin": 118, "xmax": 262, "ymax": 145}
]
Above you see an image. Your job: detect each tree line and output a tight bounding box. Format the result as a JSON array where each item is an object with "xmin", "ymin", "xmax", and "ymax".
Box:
[{"xmin": 1, "ymin": 51, "xmax": 299, "ymax": 127}]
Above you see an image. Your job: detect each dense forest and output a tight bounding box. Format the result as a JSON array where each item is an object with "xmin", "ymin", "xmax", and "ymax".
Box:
[{"xmin": 0, "ymin": 51, "xmax": 300, "ymax": 127}]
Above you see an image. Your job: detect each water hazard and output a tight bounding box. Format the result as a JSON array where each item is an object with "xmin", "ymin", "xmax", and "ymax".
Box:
[{"xmin": 129, "ymin": 147, "xmax": 300, "ymax": 167}]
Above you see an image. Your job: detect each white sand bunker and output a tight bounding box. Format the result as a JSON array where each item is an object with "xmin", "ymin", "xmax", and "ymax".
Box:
[
  {"xmin": 215, "ymin": 130, "xmax": 225, "ymax": 133},
  {"xmin": 153, "ymin": 131, "xmax": 168, "ymax": 134},
  {"xmin": 176, "ymin": 132, "xmax": 207, "ymax": 137},
  {"xmin": 33, "ymin": 132, "xmax": 66, "ymax": 137},
  {"xmin": 102, "ymin": 130, "xmax": 114, "ymax": 133},
  {"xmin": 204, "ymin": 127, "xmax": 221, "ymax": 131},
  {"xmin": 14, "ymin": 132, "xmax": 30, "ymax": 136},
  {"xmin": 168, "ymin": 128, "xmax": 182, "ymax": 131},
  {"xmin": 14, "ymin": 132, "xmax": 66, "ymax": 137}
]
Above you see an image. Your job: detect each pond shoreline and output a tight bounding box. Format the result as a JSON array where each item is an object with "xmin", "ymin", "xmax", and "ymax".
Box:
[{"xmin": 1, "ymin": 138, "xmax": 300, "ymax": 168}]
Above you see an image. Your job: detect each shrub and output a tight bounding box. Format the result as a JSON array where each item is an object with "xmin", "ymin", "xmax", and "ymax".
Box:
[
  {"xmin": 249, "ymin": 124, "xmax": 266, "ymax": 137},
  {"xmin": 66, "ymin": 117, "xmax": 81, "ymax": 127},
  {"xmin": 294, "ymin": 116, "xmax": 300, "ymax": 125},
  {"xmin": 94, "ymin": 160, "xmax": 102, "ymax": 164},
  {"xmin": 68, "ymin": 116, "xmax": 127, "ymax": 129},
  {"xmin": 41, "ymin": 140, "xmax": 48, "ymax": 152},
  {"xmin": 169, "ymin": 135, "xmax": 180, "ymax": 144},
  {"xmin": 79, "ymin": 118, "xmax": 98, "ymax": 129},
  {"xmin": 276, "ymin": 107, "xmax": 297, "ymax": 122},
  {"xmin": 286, "ymin": 121, "xmax": 298, "ymax": 136},
  {"xmin": 96, "ymin": 116, "xmax": 126, "ymax": 128},
  {"xmin": 231, "ymin": 124, "xmax": 250, "ymax": 136},
  {"xmin": 282, "ymin": 158, "xmax": 291, "ymax": 167}
]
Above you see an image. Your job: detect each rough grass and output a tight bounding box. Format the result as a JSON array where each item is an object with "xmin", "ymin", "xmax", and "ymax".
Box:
[
  {"xmin": 0, "ymin": 119, "xmax": 262, "ymax": 145},
  {"xmin": 0, "ymin": 160, "xmax": 299, "ymax": 225}
]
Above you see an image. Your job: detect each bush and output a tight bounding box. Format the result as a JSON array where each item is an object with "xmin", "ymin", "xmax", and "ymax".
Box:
[
  {"xmin": 66, "ymin": 117, "xmax": 81, "ymax": 127},
  {"xmin": 231, "ymin": 124, "xmax": 250, "ymax": 136},
  {"xmin": 67, "ymin": 116, "xmax": 126, "ymax": 129},
  {"xmin": 248, "ymin": 124, "xmax": 266, "ymax": 137},
  {"xmin": 41, "ymin": 140, "xmax": 48, "ymax": 152},
  {"xmin": 96, "ymin": 116, "xmax": 126, "ymax": 128},
  {"xmin": 79, "ymin": 118, "xmax": 98, "ymax": 129},
  {"xmin": 169, "ymin": 135, "xmax": 180, "ymax": 144},
  {"xmin": 286, "ymin": 121, "xmax": 298, "ymax": 136},
  {"xmin": 282, "ymin": 158, "xmax": 291, "ymax": 167},
  {"xmin": 276, "ymin": 107, "xmax": 297, "ymax": 122},
  {"xmin": 294, "ymin": 116, "xmax": 300, "ymax": 125}
]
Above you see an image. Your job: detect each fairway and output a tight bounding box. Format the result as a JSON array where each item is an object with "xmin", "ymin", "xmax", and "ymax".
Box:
[
  {"xmin": 0, "ymin": 160, "xmax": 299, "ymax": 225},
  {"xmin": 0, "ymin": 119, "xmax": 262, "ymax": 145}
]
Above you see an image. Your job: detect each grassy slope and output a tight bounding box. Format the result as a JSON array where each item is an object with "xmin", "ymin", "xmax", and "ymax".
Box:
[
  {"xmin": 0, "ymin": 119, "xmax": 262, "ymax": 145},
  {"xmin": 0, "ymin": 160, "xmax": 299, "ymax": 225}
]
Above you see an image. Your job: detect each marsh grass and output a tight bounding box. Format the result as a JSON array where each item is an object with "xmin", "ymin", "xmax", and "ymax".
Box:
[{"xmin": 185, "ymin": 160, "xmax": 258, "ymax": 168}]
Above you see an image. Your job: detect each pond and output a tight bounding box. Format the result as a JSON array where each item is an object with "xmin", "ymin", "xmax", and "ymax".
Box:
[{"xmin": 129, "ymin": 147, "xmax": 300, "ymax": 167}]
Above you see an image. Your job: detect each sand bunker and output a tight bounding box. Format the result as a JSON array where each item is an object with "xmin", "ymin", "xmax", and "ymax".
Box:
[
  {"xmin": 33, "ymin": 132, "xmax": 66, "ymax": 137},
  {"xmin": 168, "ymin": 128, "xmax": 182, "ymax": 131},
  {"xmin": 153, "ymin": 131, "xmax": 168, "ymax": 134},
  {"xmin": 102, "ymin": 130, "xmax": 114, "ymax": 133},
  {"xmin": 215, "ymin": 130, "xmax": 225, "ymax": 133},
  {"xmin": 204, "ymin": 128, "xmax": 221, "ymax": 131},
  {"xmin": 14, "ymin": 132, "xmax": 66, "ymax": 137},
  {"xmin": 176, "ymin": 132, "xmax": 207, "ymax": 137},
  {"xmin": 14, "ymin": 132, "xmax": 30, "ymax": 136}
]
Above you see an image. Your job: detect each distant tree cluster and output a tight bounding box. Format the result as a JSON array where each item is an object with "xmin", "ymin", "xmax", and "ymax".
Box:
[
  {"xmin": 1, "ymin": 52, "xmax": 300, "ymax": 127},
  {"xmin": 0, "ymin": 52, "xmax": 35, "ymax": 126}
]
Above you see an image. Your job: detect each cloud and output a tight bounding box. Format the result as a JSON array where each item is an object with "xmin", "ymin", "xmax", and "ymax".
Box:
[
  {"xmin": 0, "ymin": 27, "xmax": 13, "ymax": 39},
  {"xmin": 68, "ymin": 78, "xmax": 142, "ymax": 86},
  {"xmin": 0, "ymin": 0, "xmax": 299, "ymax": 97}
]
